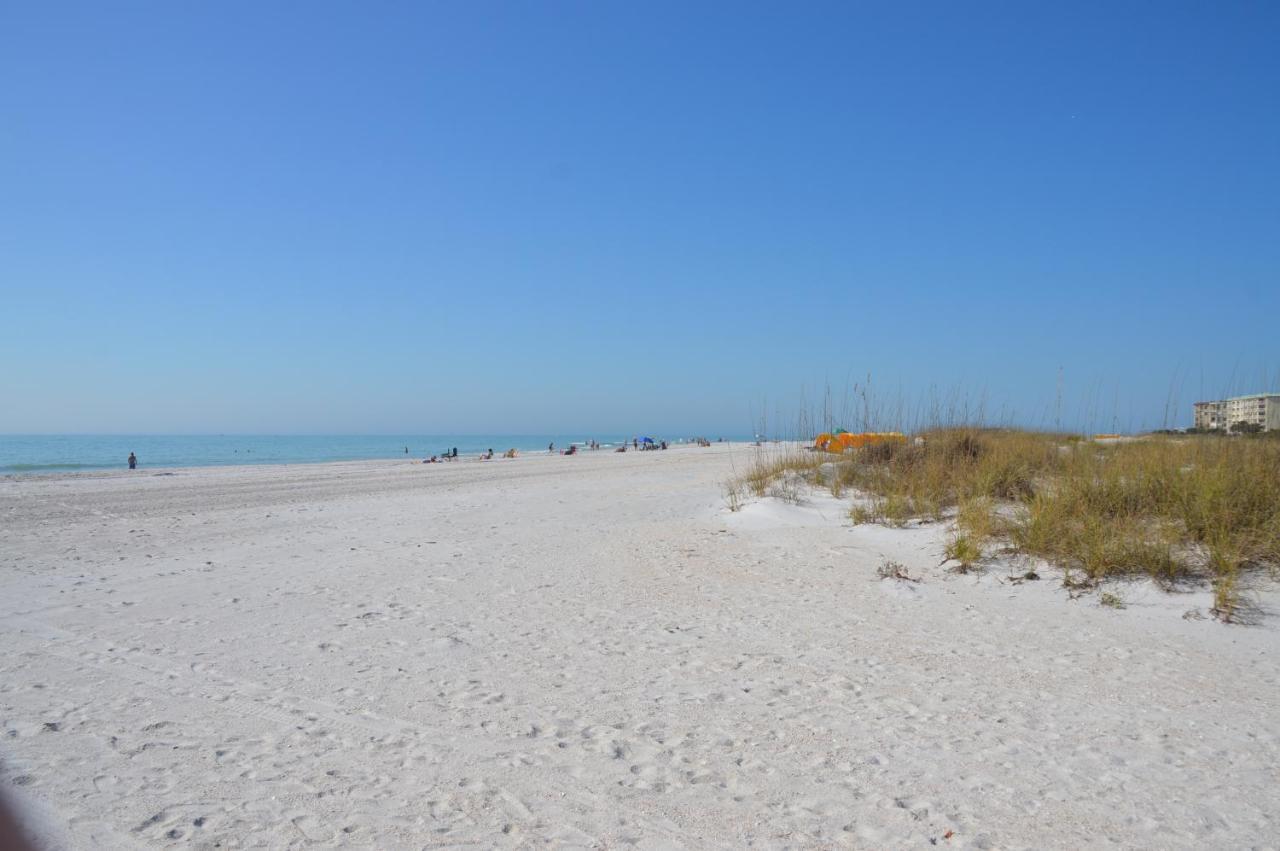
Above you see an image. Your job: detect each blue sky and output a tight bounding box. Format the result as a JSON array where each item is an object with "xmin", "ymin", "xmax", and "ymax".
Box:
[{"xmin": 3, "ymin": 2, "xmax": 1278, "ymax": 434}]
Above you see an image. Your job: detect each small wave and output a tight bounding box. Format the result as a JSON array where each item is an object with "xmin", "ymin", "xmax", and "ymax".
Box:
[{"xmin": 3, "ymin": 462, "xmax": 114, "ymax": 473}]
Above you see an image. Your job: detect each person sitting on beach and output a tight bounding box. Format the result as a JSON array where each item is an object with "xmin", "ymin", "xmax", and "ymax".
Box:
[
  {"xmin": 564, "ymin": 444, "xmax": 577, "ymax": 455},
  {"xmin": 128, "ymin": 452, "xmax": 137, "ymax": 470},
  {"xmin": 615, "ymin": 445, "xmax": 626, "ymax": 453},
  {"xmin": 425, "ymin": 455, "xmax": 438, "ymax": 463}
]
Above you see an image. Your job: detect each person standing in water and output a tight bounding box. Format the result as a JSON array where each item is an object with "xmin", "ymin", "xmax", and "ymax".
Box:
[{"xmin": 128, "ymin": 452, "xmax": 137, "ymax": 470}]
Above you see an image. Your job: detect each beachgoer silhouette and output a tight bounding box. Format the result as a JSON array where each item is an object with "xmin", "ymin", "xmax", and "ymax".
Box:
[
  {"xmin": 549, "ymin": 442, "xmax": 554, "ymax": 453},
  {"xmin": 128, "ymin": 452, "xmax": 137, "ymax": 470}
]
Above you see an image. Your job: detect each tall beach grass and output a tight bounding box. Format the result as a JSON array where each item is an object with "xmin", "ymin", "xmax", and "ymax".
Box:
[{"xmin": 736, "ymin": 427, "xmax": 1280, "ymax": 621}]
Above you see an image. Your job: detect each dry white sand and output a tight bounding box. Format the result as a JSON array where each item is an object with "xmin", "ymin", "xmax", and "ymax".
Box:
[{"xmin": 2, "ymin": 445, "xmax": 1278, "ymax": 849}]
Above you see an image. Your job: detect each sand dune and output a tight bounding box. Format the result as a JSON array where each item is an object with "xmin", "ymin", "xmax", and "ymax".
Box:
[{"xmin": 2, "ymin": 446, "xmax": 1278, "ymax": 848}]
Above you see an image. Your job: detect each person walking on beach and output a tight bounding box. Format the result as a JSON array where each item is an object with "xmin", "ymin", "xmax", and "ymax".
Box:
[
  {"xmin": 128, "ymin": 452, "xmax": 137, "ymax": 470},
  {"xmin": 548, "ymin": 442, "xmax": 554, "ymax": 454}
]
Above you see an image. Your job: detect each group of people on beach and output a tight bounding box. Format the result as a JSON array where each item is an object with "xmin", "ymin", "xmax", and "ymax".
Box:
[
  {"xmin": 123, "ymin": 437, "xmax": 725, "ymax": 471},
  {"xmin": 549, "ymin": 440, "xmax": 609, "ymax": 454},
  {"xmin": 418, "ymin": 437, "xmax": 692, "ymax": 465}
]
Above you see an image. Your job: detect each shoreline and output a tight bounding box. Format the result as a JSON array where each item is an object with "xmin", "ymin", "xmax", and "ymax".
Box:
[{"xmin": 0, "ymin": 440, "xmax": 756, "ymax": 482}]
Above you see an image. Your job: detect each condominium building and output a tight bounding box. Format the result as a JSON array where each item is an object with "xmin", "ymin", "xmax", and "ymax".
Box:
[
  {"xmin": 1193, "ymin": 400, "xmax": 1224, "ymax": 430},
  {"xmin": 1193, "ymin": 394, "xmax": 1280, "ymax": 432}
]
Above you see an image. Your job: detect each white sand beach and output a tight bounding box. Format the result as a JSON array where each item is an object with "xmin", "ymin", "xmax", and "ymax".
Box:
[{"xmin": 2, "ymin": 444, "xmax": 1278, "ymax": 849}]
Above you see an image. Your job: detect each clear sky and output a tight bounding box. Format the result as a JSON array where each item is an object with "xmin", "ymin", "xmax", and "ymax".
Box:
[{"xmin": 3, "ymin": 2, "xmax": 1278, "ymax": 434}]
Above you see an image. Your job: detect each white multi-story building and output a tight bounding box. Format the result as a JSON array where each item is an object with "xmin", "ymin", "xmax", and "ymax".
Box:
[
  {"xmin": 1193, "ymin": 394, "xmax": 1280, "ymax": 432},
  {"xmin": 1193, "ymin": 400, "xmax": 1224, "ymax": 430}
]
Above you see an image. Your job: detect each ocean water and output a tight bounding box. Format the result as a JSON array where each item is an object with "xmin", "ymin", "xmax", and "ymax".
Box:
[
  {"xmin": 0, "ymin": 435, "xmax": 742, "ymax": 473},
  {"xmin": 0, "ymin": 434, "xmax": 732, "ymax": 475}
]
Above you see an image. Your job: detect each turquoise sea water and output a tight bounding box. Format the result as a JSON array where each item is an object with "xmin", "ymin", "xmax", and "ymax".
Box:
[{"xmin": 0, "ymin": 434, "xmax": 736, "ymax": 475}]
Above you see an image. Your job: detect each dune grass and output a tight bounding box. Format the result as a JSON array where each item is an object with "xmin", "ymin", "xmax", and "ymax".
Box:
[
  {"xmin": 737, "ymin": 429, "xmax": 1280, "ymax": 621},
  {"xmin": 726, "ymin": 446, "xmax": 823, "ymax": 507}
]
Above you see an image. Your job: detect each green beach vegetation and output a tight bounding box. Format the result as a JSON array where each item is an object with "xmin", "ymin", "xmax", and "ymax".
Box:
[{"xmin": 730, "ymin": 429, "xmax": 1280, "ymax": 622}]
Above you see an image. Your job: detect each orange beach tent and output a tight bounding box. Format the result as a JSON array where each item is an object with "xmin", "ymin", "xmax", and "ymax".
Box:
[{"xmin": 814, "ymin": 431, "xmax": 906, "ymax": 453}]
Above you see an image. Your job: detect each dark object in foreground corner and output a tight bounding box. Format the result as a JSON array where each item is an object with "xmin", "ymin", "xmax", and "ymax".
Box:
[{"xmin": 0, "ymin": 788, "xmax": 38, "ymax": 851}]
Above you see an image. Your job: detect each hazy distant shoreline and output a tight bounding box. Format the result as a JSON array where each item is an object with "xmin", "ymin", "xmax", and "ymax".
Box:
[{"xmin": 0, "ymin": 434, "xmax": 747, "ymax": 476}]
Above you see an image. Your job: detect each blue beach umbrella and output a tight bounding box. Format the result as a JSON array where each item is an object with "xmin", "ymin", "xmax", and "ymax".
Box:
[{"xmin": 639, "ymin": 437, "xmax": 654, "ymax": 444}]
